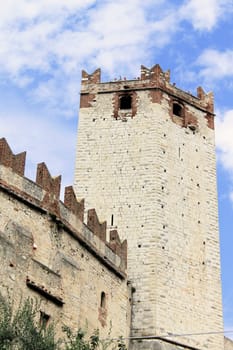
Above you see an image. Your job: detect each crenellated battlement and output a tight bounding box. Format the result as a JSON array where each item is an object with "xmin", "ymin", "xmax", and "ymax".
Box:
[
  {"xmin": 82, "ymin": 68, "xmax": 101, "ymax": 85},
  {"xmin": 80, "ymin": 64, "xmax": 214, "ymax": 116},
  {"xmin": 0, "ymin": 138, "xmax": 26, "ymax": 176},
  {"xmin": 0, "ymin": 138, "xmax": 127, "ymax": 275}
]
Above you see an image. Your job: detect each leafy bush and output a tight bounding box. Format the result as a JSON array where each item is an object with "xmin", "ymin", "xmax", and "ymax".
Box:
[
  {"xmin": 0, "ymin": 294, "xmax": 127, "ymax": 350},
  {"xmin": 0, "ymin": 293, "xmax": 57, "ymax": 350},
  {"xmin": 62, "ymin": 326, "xmax": 127, "ymax": 350}
]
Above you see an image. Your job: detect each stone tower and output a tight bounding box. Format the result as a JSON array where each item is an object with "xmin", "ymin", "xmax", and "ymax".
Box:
[{"xmin": 74, "ymin": 65, "xmax": 224, "ymax": 350}]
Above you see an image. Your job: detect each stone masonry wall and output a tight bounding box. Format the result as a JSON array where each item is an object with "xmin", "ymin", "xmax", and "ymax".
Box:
[
  {"xmin": 74, "ymin": 65, "xmax": 224, "ymax": 350},
  {"xmin": 0, "ymin": 138, "xmax": 130, "ymax": 343},
  {"xmin": 225, "ymin": 337, "xmax": 233, "ymax": 350}
]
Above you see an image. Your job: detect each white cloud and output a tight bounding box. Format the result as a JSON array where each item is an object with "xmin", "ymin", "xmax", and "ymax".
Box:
[
  {"xmin": 216, "ymin": 110, "xmax": 233, "ymax": 202},
  {"xmin": 179, "ymin": 0, "xmax": 232, "ymax": 31},
  {"xmin": 0, "ymin": 1, "xmax": 94, "ymax": 24},
  {"xmin": 0, "ymin": 108, "xmax": 76, "ymax": 190},
  {"xmin": 229, "ymin": 192, "xmax": 233, "ymax": 203},
  {"xmin": 0, "ymin": 0, "xmax": 232, "ymax": 120},
  {"xmin": 0, "ymin": 1, "xmax": 180, "ymax": 116},
  {"xmin": 0, "ymin": 0, "xmax": 182, "ymax": 194},
  {"xmin": 197, "ymin": 49, "xmax": 233, "ymax": 81},
  {"xmin": 216, "ymin": 110, "xmax": 233, "ymax": 170}
]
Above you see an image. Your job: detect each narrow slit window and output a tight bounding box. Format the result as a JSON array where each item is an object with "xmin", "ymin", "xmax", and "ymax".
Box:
[
  {"xmin": 120, "ymin": 95, "xmax": 132, "ymax": 109},
  {"xmin": 111, "ymin": 214, "xmax": 114, "ymax": 226},
  {"xmin": 173, "ymin": 102, "xmax": 183, "ymax": 117},
  {"xmin": 100, "ymin": 292, "xmax": 106, "ymax": 308}
]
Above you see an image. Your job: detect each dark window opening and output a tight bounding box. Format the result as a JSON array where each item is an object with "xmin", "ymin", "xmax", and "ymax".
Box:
[
  {"xmin": 120, "ymin": 95, "xmax": 132, "ymax": 109},
  {"xmin": 100, "ymin": 292, "xmax": 106, "ymax": 308},
  {"xmin": 173, "ymin": 102, "xmax": 183, "ymax": 117},
  {"xmin": 111, "ymin": 214, "xmax": 114, "ymax": 226},
  {"xmin": 40, "ymin": 312, "xmax": 50, "ymax": 328}
]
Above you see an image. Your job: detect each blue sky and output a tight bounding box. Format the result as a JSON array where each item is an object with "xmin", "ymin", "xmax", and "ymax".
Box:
[{"xmin": 1, "ymin": 0, "xmax": 233, "ymax": 337}]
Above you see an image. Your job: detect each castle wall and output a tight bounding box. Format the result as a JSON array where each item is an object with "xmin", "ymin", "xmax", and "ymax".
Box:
[
  {"xmin": 0, "ymin": 140, "xmax": 130, "ymax": 343},
  {"xmin": 225, "ymin": 338, "xmax": 233, "ymax": 350},
  {"xmin": 74, "ymin": 66, "xmax": 224, "ymax": 350}
]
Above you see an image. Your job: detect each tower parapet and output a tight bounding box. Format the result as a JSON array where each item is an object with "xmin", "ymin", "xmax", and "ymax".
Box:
[{"xmin": 80, "ymin": 64, "xmax": 214, "ymax": 121}]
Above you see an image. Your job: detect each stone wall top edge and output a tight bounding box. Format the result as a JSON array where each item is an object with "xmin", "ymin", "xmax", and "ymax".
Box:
[
  {"xmin": 0, "ymin": 139, "xmax": 127, "ymax": 277},
  {"xmin": 80, "ymin": 64, "xmax": 214, "ymax": 114},
  {"xmin": 81, "ymin": 85, "xmax": 213, "ymax": 115}
]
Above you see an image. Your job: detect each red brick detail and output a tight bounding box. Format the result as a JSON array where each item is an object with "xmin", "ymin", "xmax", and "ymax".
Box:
[
  {"xmin": 150, "ymin": 90, "xmax": 162, "ymax": 104},
  {"xmin": 109, "ymin": 230, "xmax": 127, "ymax": 268},
  {"xmin": 80, "ymin": 94, "xmax": 96, "ymax": 108},
  {"xmin": 87, "ymin": 209, "xmax": 107, "ymax": 241},
  {"xmin": 81, "ymin": 68, "xmax": 101, "ymax": 85},
  {"xmin": 141, "ymin": 64, "xmax": 170, "ymax": 84},
  {"xmin": 205, "ymin": 113, "xmax": 215, "ymax": 130},
  {"xmin": 35, "ymin": 163, "xmax": 61, "ymax": 216},
  {"xmin": 197, "ymin": 87, "xmax": 214, "ymax": 116},
  {"xmin": 197, "ymin": 86, "xmax": 205, "ymax": 100},
  {"xmin": 64, "ymin": 186, "xmax": 84, "ymax": 221},
  {"xmin": 131, "ymin": 92, "xmax": 137, "ymax": 117},
  {"xmin": 0, "ymin": 138, "xmax": 26, "ymax": 176},
  {"xmin": 167, "ymin": 98, "xmax": 200, "ymax": 131},
  {"xmin": 80, "ymin": 65, "xmax": 214, "ymax": 118},
  {"xmin": 98, "ymin": 305, "xmax": 107, "ymax": 327},
  {"xmin": 0, "ymin": 138, "xmax": 14, "ymax": 168},
  {"xmin": 113, "ymin": 93, "xmax": 119, "ymax": 119},
  {"xmin": 81, "ymin": 70, "xmax": 89, "ymax": 82},
  {"xmin": 151, "ymin": 64, "xmax": 163, "ymax": 83},
  {"xmin": 0, "ymin": 138, "xmax": 127, "ymax": 275},
  {"xmin": 121, "ymin": 240, "xmax": 127, "ymax": 268},
  {"xmin": 140, "ymin": 65, "xmax": 151, "ymax": 80},
  {"xmin": 13, "ymin": 152, "xmax": 26, "ymax": 176},
  {"xmin": 36, "ymin": 163, "xmax": 61, "ymax": 200},
  {"xmin": 184, "ymin": 111, "xmax": 198, "ymax": 130},
  {"xmin": 112, "ymin": 91, "xmax": 137, "ymax": 119},
  {"xmin": 109, "ymin": 230, "xmax": 121, "ymax": 255},
  {"xmin": 206, "ymin": 97, "xmax": 214, "ymax": 114},
  {"xmin": 26, "ymin": 278, "xmax": 64, "ymax": 306},
  {"xmin": 167, "ymin": 99, "xmax": 184, "ymax": 127}
]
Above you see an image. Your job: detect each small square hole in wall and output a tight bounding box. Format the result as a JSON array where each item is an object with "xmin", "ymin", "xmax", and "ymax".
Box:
[
  {"xmin": 173, "ymin": 102, "xmax": 183, "ymax": 117},
  {"xmin": 120, "ymin": 95, "xmax": 132, "ymax": 109},
  {"xmin": 40, "ymin": 311, "xmax": 50, "ymax": 328}
]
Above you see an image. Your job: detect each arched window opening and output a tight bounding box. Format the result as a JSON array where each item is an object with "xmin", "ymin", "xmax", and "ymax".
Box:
[
  {"xmin": 173, "ymin": 102, "xmax": 183, "ymax": 117},
  {"xmin": 120, "ymin": 95, "xmax": 132, "ymax": 109},
  {"xmin": 100, "ymin": 292, "xmax": 106, "ymax": 308}
]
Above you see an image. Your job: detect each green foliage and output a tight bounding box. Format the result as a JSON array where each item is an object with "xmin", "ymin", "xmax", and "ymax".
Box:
[
  {"xmin": 0, "ymin": 293, "xmax": 127, "ymax": 350},
  {"xmin": 0, "ymin": 293, "xmax": 57, "ymax": 350},
  {"xmin": 62, "ymin": 326, "xmax": 127, "ymax": 350},
  {"xmin": 62, "ymin": 326, "xmax": 100, "ymax": 350}
]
